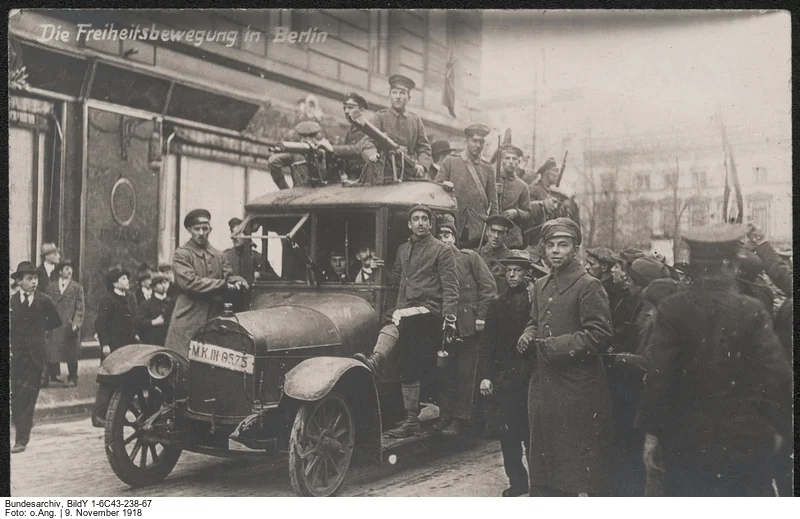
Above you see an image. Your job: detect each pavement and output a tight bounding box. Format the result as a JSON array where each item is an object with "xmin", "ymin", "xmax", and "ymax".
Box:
[{"xmin": 31, "ymin": 342, "xmax": 103, "ymax": 423}]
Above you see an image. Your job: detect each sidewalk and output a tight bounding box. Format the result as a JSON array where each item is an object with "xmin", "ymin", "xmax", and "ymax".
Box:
[{"xmin": 35, "ymin": 357, "xmax": 101, "ymax": 422}]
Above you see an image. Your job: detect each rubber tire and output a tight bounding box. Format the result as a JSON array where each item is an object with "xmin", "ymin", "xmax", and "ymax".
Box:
[
  {"xmin": 105, "ymin": 384, "xmax": 182, "ymax": 488},
  {"xmin": 289, "ymin": 393, "xmax": 355, "ymax": 497}
]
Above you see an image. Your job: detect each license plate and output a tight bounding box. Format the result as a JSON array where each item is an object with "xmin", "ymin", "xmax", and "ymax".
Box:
[{"xmin": 188, "ymin": 340, "xmax": 254, "ymax": 374}]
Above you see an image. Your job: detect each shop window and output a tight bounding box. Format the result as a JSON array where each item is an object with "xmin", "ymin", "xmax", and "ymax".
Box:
[
  {"xmin": 90, "ymin": 63, "xmax": 170, "ymax": 113},
  {"xmin": 315, "ymin": 210, "xmax": 377, "ymax": 282},
  {"xmin": 17, "ymin": 42, "xmax": 89, "ymax": 98}
]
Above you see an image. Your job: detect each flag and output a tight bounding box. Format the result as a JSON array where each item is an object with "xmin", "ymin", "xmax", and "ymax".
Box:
[
  {"xmin": 442, "ymin": 46, "xmax": 457, "ymax": 117},
  {"xmin": 722, "ymin": 151, "xmax": 731, "ymax": 222},
  {"xmin": 728, "ymin": 147, "xmax": 744, "ymax": 223}
]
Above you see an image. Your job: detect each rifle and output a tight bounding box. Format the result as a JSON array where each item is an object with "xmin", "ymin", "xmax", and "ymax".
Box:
[
  {"xmin": 555, "ymin": 150, "xmax": 568, "ymax": 188},
  {"xmin": 351, "ymin": 115, "xmax": 418, "ymax": 181},
  {"xmin": 269, "ymin": 141, "xmax": 359, "ymax": 186}
]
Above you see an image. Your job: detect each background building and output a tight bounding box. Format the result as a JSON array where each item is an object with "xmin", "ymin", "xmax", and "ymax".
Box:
[{"xmin": 8, "ymin": 8, "xmax": 485, "ymax": 339}]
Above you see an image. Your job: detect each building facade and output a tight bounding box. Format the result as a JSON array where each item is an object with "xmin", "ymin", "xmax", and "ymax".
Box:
[{"xmin": 8, "ymin": 8, "xmax": 484, "ymax": 339}]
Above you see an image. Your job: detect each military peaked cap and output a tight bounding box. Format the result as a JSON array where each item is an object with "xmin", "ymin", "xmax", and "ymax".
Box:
[
  {"xmin": 389, "ymin": 74, "xmax": 416, "ymax": 91},
  {"xmin": 184, "ymin": 209, "xmax": 211, "ymax": 228}
]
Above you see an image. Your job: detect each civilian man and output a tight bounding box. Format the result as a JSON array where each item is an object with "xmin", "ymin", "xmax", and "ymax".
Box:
[{"xmin": 476, "ymin": 215, "xmax": 514, "ymax": 294}]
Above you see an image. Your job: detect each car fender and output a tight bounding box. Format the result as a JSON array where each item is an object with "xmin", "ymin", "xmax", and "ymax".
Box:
[
  {"xmin": 283, "ymin": 356, "xmax": 372, "ymax": 402},
  {"xmin": 97, "ymin": 344, "xmax": 189, "ymax": 387}
]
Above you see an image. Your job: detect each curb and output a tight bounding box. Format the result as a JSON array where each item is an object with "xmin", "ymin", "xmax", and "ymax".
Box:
[{"xmin": 35, "ymin": 399, "xmax": 95, "ymax": 423}]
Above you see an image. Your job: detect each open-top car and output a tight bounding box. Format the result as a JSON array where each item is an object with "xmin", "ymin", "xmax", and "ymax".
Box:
[{"xmin": 94, "ymin": 179, "xmax": 459, "ymax": 496}]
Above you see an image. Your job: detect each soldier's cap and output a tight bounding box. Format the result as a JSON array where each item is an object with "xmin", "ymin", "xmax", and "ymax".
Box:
[
  {"xmin": 106, "ymin": 265, "xmax": 131, "ymax": 286},
  {"xmin": 436, "ymin": 213, "xmax": 458, "ymax": 236},
  {"xmin": 12, "ymin": 261, "xmax": 37, "ymax": 279},
  {"xmin": 295, "ymin": 120, "xmax": 322, "ymax": 137},
  {"xmin": 151, "ymin": 272, "xmax": 169, "ymax": 285},
  {"xmin": 535, "ymin": 157, "xmax": 559, "ymax": 177},
  {"xmin": 586, "ymin": 247, "xmax": 615, "ymax": 265},
  {"xmin": 735, "ymin": 247, "xmax": 764, "ymax": 278},
  {"xmin": 56, "ymin": 259, "xmax": 74, "ymax": 272},
  {"xmin": 431, "ymin": 139, "xmax": 455, "ymax": 158},
  {"xmin": 329, "ymin": 250, "xmax": 346, "ymax": 258},
  {"xmin": 40, "ymin": 242, "xmax": 59, "ymax": 258},
  {"xmin": 228, "ymin": 217, "xmax": 243, "ymax": 231},
  {"xmin": 342, "ymin": 92, "xmax": 369, "ymax": 110},
  {"xmin": 500, "ymin": 145, "xmax": 524, "ymax": 158},
  {"xmin": 408, "ymin": 204, "xmax": 433, "ymax": 222},
  {"xmin": 542, "ymin": 217, "xmax": 581, "ymax": 245},
  {"xmin": 464, "ymin": 124, "xmax": 491, "ymax": 138},
  {"xmin": 643, "ymin": 278, "xmax": 683, "ymax": 306},
  {"xmin": 485, "ymin": 214, "xmax": 514, "ymax": 230},
  {"xmin": 388, "ymin": 74, "xmax": 415, "ymax": 92},
  {"xmin": 627, "ymin": 257, "xmax": 671, "ymax": 287},
  {"xmin": 682, "ymin": 224, "xmax": 747, "ymax": 261},
  {"xmin": 183, "ymin": 208, "xmax": 211, "ymax": 228},
  {"xmin": 611, "ymin": 247, "xmax": 646, "ymax": 265}
]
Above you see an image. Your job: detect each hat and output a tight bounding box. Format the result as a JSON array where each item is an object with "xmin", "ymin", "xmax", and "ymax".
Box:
[
  {"xmin": 137, "ymin": 269, "xmax": 153, "ymax": 282},
  {"xmin": 643, "ymin": 278, "xmax": 683, "ymax": 306},
  {"xmin": 436, "ymin": 213, "xmax": 458, "ymax": 236},
  {"xmin": 342, "ymin": 92, "xmax": 369, "ymax": 110},
  {"xmin": 56, "ymin": 259, "xmax": 74, "ymax": 272},
  {"xmin": 40, "ymin": 242, "xmax": 59, "ymax": 258},
  {"xmin": 464, "ymin": 124, "xmax": 491, "ymax": 138},
  {"xmin": 586, "ymin": 247, "xmax": 615, "ymax": 265},
  {"xmin": 611, "ymin": 247, "xmax": 646, "ymax": 266},
  {"xmin": 295, "ymin": 120, "xmax": 322, "ymax": 137},
  {"xmin": 535, "ymin": 157, "xmax": 558, "ymax": 178},
  {"xmin": 541, "ymin": 217, "xmax": 581, "ymax": 245},
  {"xmin": 627, "ymin": 257, "xmax": 671, "ymax": 287},
  {"xmin": 682, "ymin": 224, "xmax": 746, "ymax": 262},
  {"xmin": 151, "ymin": 272, "xmax": 169, "ymax": 285},
  {"xmin": 106, "ymin": 266, "xmax": 131, "ymax": 287},
  {"xmin": 329, "ymin": 250, "xmax": 346, "ymax": 258},
  {"xmin": 408, "ymin": 204, "xmax": 433, "ymax": 222},
  {"xmin": 228, "ymin": 217, "xmax": 243, "ymax": 231},
  {"xmin": 777, "ymin": 249, "xmax": 792, "ymax": 259},
  {"xmin": 12, "ymin": 261, "xmax": 37, "ymax": 279},
  {"xmin": 500, "ymin": 249, "xmax": 533, "ymax": 268},
  {"xmin": 485, "ymin": 214, "xmax": 514, "ymax": 230},
  {"xmin": 500, "ymin": 145, "xmax": 523, "ymax": 158},
  {"xmin": 735, "ymin": 248, "xmax": 764, "ymax": 278},
  {"xmin": 388, "ymin": 74, "xmax": 415, "ymax": 91},
  {"xmin": 183, "ymin": 208, "xmax": 211, "ymax": 228},
  {"xmin": 431, "ymin": 139, "xmax": 455, "ymax": 158}
]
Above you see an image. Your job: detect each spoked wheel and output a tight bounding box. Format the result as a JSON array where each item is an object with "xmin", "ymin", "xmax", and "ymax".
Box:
[
  {"xmin": 105, "ymin": 384, "xmax": 182, "ymax": 487},
  {"xmin": 289, "ymin": 393, "xmax": 355, "ymax": 496}
]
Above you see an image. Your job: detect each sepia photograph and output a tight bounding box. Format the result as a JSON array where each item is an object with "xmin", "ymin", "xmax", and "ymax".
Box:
[{"xmin": 7, "ymin": 8, "xmax": 793, "ymax": 499}]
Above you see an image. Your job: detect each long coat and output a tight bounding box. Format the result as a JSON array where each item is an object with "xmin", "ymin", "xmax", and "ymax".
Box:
[
  {"xmin": 497, "ymin": 172, "xmax": 533, "ymax": 249},
  {"xmin": 95, "ymin": 290, "xmax": 138, "ymax": 353},
  {"xmin": 10, "ymin": 291, "xmax": 62, "ymax": 368},
  {"xmin": 360, "ymin": 107, "xmax": 433, "ymax": 170},
  {"xmin": 476, "ymin": 243, "xmax": 511, "ymax": 295},
  {"xmin": 434, "ymin": 151, "xmax": 499, "ymax": 244},
  {"xmin": 164, "ymin": 239, "xmax": 233, "ymax": 357},
  {"xmin": 45, "ymin": 280, "xmax": 85, "ymax": 363},
  {"xmin": 637, "ymin": 277, "xmax": 792, "ymax": 478},
  {"xmin": 36, "ymin": 264, "xmax": 58, "ymax": 294},
  {"xmin": 521, "ymin": 259, "xmax": 614, "ymax": 494}
]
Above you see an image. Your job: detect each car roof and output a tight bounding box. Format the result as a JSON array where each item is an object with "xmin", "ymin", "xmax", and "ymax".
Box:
[{"xmin": 246, "ymin": 181, "xmax": 458, "ymax": 212}]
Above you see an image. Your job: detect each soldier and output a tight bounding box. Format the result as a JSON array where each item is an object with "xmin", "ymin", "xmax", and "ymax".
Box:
[
  {"xmin": 362, "ymin": 75, "xmax": 432, "ymax": 177},
  {"xmin": 430, "ymin": 139, "xmax": 456, "ymax": 176},
  {"xmin": 341, "ymin": 92, "xmax": 370, "ymax": 181},
  {"xmin": 354, "ymin": 205, "xmax": 459, "ymax": 438},
  {"xmin": 268, "ymin": 120, "xmax": 334, "ymax": 189},
  {"xmin": 517, "ymin": 218, "xmax": 614, "ymax": 496},
  {"xmin": 476, "ymin": 215, "xmax": 514, "ymax": 294},
  {"xmin": 733, "ymin": 247, "xmax": 774, "ymax": 316},
  {"xmin": 434, "ymin": 124, "xmax": 499, "ymax": 249},
  {"xmin": 638, "ymin": 224, "xmax": 792, "ymax": 496},
  {"xmin": 478, "ymin": 249, "xmax": 537, "ymax": 497},
  {"xmin": 322, "ymin": 250, "xmax": 349, "ymax": 283},
  {"xmin": 434, "ymin": 214, "xmax": 497, "ymax": 437},
  {"xmin": 496, "ymin": 145, "xmax": 533, "ymax": 249},
  {"xmin": 527, "ymin": 158, "xmax": 561, "ymax": 221}
]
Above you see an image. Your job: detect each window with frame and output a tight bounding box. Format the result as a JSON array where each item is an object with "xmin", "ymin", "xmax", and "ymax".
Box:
[
  {"xmin": 692, "ymin": 170, "xmax": 707, "ymax": 189},
  {"xmin": 247, "ymin": 214, "xmax": 311, "ymax": 283},
  {"xmin": 748, "ymin": 198, "xmax": 771, "ymax": 236},
  {"xmin": 600, "ymin": 173, "xmax": 616, "ymax": 193},
  {"xmin": 634, "ymin": 173, "xmax": 651, "ymax": 192},
  {"xmin": 663, "ymin": 171, "xmax": 678, "ymax": 191},
  {"xmin": 753, "ymin": 167, "xmax": 768, "ymax": 184},
  {"xmin": 315, "ymin": 210, "xmax": 377, "ymax": 283}
]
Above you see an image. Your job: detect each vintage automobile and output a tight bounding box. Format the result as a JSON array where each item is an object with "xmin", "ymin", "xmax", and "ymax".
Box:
[{"xmin": 94, "ymin": 179, "xmax": 460, "ymax": 496}]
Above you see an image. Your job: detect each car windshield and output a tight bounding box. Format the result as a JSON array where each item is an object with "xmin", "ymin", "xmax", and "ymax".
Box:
[{"xmin": 237, "ymin": 214, "xmax": 312, "ymax": 282}]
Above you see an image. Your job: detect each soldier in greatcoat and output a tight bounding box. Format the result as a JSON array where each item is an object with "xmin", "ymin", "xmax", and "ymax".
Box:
[
  {"xmin": 164, "ymin": 209, "xmax": 249, "ymax": 357},
  {"xmin": 434, "ymin": 124, "xmax": 499, "ymax": 249},
  {"xmin": 637, "ymin": 224, "xmax": 792, "ymax": 496},
  {"xmin": 434, "ymin": 214, "xmax": 497, "ymax": 437},
  {"xmin": 476, "ymin": 215, "xmax": 514, "ymax": 294},
  {"xmin": 517, "ymin": 218, "xmax": 614, "ymax": 496},
  {"xmin": 44, "ymin": 259, "xmax": 85, "ymax": 387},
  {"xmin": 496, "ymin": 145, "xmax": 532, "ymax": 250},
  {"xmin": 477, "ymin": 249, "xmax": 545, "ymax": 497}
]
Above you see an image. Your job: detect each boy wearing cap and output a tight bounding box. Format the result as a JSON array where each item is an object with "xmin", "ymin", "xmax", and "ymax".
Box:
[
  {"xmin": 361, "ymin": 75, "xmax": 432, "ymax": 176},
  {"xmin": 476, "ymin": 215, "xmax": 514, "ymax": 293},
  {"xmin": 496, "ymin": 145, "xmax": 532, "ymax": 249},
  {"xmin": 434, "ymin": 124, "xmax": 499, "ymax": 248},
  {"xmin": 136, "ymin": 273, "xmax": 174, "ymax": 346},
  {"xmin": 638, "ymin": 224, "xmax": 791, "ymax": 496},
  {"xmin": 44, "ymin": 259, "xmax": 85, "ymax": 387},
  {"xmin": 354, "ymin": 205, "xmax": 458, "ymax": 438},
  {"xmin": 477, "ymin": 249, "xmax": 536, "ymax": 497},
  {"xmin": 517, "ymin": 217, "xmax": 614, "ymax": 496},
  {"xmin": 10, "ymin": 261, "xmax": 62, "ymax": 453},
  {"xmin": 164, "ymin": 209, "xmax": 248, "ymax": 357},
  {"xmin": 434, "ymin": 214, "xmax": 497, "ymax": 436}
]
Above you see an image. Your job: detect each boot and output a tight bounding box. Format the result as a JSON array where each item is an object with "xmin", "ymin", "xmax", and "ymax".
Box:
[
  {"xmin": 385, "ymin": 382, "xmax": 421, "ymax": 438},
  {"xmin": 441, "ymin": 419, "xmax": 464, "ymax": 437},
  {"xmin": 353, "ymin": 325, "xmax": 399, "ymax": 377}
]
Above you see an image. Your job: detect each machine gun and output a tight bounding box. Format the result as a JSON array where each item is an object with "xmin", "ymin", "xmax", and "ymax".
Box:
[
  {"xmin": 269, "ymin": 141, "xmax": 360, "ymax": 187},
  {"xmin": 350, "ymin": 115, "xmax": 419, "ymax": 183}
]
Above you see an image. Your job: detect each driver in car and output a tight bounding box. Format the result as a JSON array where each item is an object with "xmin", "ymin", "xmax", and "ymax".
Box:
[
  {"xmin": 354, "ymin": 205, "xmax": 459, "ymax": 438},
  {"xmin": 322, "ymin": 250, "xmax": 349, "ymax": 282}
]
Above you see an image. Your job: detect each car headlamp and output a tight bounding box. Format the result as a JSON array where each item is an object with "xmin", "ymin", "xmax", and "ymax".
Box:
[{"xmin": 148, "ymin": 352, "xmax": 175, "ymax": 380}]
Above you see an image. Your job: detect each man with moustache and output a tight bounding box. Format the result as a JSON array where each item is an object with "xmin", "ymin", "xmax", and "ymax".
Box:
[
  {"xmin": 434, "ymin": 124, "xmax": 499, "ymax": 249},
  {"xmin": 517, "ymin": 218, "xmax": 614, "ymax": 496},
  {"xmin": 361, "ymin": 75, "xmax": 432, "ymax": 177},
  {"xmin": 496, "ymin": 145, "xmax": 532, "ymax": 249}
]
